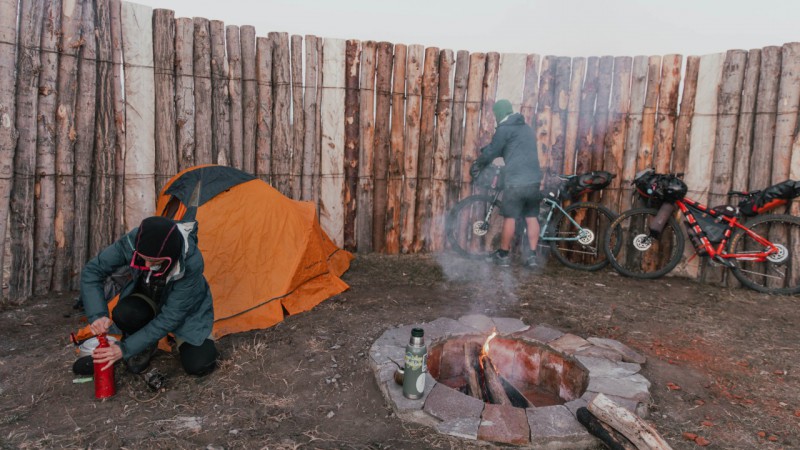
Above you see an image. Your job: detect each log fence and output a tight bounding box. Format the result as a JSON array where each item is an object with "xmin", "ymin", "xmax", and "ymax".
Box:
[{"xmin": 1, "ymin": 0, "xmax": 799, "ymax": 303}]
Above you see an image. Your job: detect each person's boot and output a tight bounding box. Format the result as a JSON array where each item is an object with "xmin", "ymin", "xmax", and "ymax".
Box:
[
  {"xmin": 486, "ymin": 250, "xmax": 511, "ymax": 267},
  {"xmin": 124, "ymin": 344, "xmax": 158, "ymax": 374}
]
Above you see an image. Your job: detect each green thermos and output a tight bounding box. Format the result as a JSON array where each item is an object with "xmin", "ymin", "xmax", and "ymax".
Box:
[{"xmin": 402, "ymin": 328, "xmax": 428, "ymax": 399}]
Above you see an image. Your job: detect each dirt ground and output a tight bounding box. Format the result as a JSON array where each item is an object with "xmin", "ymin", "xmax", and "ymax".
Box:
[{"xmin": 0, "ymin": 252, "xmax": 798, "ymax": 449}]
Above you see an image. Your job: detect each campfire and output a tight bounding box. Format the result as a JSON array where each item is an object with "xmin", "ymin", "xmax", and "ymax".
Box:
[{"xmin": 464, "ymin": 330, "xmax": 531, "ymax": 408}]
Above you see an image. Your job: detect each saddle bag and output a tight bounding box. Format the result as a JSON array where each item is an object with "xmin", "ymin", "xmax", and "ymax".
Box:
[{"xmin": 564, "ymin": 170, "xmax": 614, "ymax": 199}]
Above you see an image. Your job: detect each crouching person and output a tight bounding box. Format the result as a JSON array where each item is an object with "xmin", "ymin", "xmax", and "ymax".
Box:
[{"xmin": 82, "ymin": 216, "xmax": 218, "ymax": 376}]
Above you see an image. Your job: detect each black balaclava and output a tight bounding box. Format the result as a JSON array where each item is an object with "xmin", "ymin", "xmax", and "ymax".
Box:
[{"xmin": 133, "ymin": 216, "xmax": 184, "ymax": 277}]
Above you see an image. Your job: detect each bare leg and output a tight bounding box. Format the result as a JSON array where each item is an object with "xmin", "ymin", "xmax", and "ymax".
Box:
[
  {"xmin": 525, "ymin": 216, "xmax": 540, "ymax": 253},
  {"xmin": 500, "ymin": 217, "xmax": 516, "ymax": 251}
]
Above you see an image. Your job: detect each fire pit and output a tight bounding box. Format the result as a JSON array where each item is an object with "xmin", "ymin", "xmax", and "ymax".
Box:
[{"xmin": 369, "ymin": 315, "xmax": 651, "ymax": 448}]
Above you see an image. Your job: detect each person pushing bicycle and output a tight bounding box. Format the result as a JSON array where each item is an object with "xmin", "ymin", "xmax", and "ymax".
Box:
[{"xmin": 471, "ymin": 99, "xmax": 542, "ymax": 268}]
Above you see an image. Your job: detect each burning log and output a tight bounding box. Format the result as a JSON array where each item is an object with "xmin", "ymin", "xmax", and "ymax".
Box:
[
  {"xmin": 464, "ymin": 342, "xmax": 483, "ymax": 400},
  {"xmin": 462, "ymin": 332, "xmax": 531, "ymax": 408},
  {"xmin": 588, "ymin": 393, "xmax": 673, "ymax": 450},
  {"xmin": 481, "ymin": 354, "xmax": 512, "ymax": 406}
]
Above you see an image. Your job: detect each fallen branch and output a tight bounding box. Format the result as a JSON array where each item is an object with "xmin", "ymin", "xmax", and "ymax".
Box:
[{"xmin": 588, "ymin": 393, "xmax": 673, "ymax": 450}]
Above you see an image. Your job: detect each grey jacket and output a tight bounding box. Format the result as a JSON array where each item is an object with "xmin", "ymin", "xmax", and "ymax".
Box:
[
  {"xmin": 475, "ymin": 113, "xmax": 542, "ymax": 187},
  {"xmin": 80, "ymin": 221, "xmax": 214, "ymax": 358}
]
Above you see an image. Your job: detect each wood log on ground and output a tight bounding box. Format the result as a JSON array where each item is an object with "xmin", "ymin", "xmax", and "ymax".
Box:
[
  {"xmin": 412, "ymin": 46, "xmax": 440, "ymax": 253},
  {"xmin": 535, "ymin": 56, "xmax": 555, "ymax": 182},
  {"xmin": 193, "ymin": 18, "xmax": 212, "ymax": 165},
  {"xmin": 637, "ymin": 56, "xmax": 661, "ymax": 174},
  {"xmin": 447, "ymin": 50, "xmax": 469, "ymax": 208},
  {"xmin": 481, "ymin": 356, "xmax": 512, "ymax": 406},
  {"xmin": 371, "ymin": 42, "xmax": 393, "ymax": 252},
  {"xmin": 749, "ymin": 47, "xmax": 781, "ymax": 189},
  {"xmin": 343, "ymin": 39, "xmax": 360, "ymax": 251},
  {"xmin": 8, "ymin": 0, "xmax": 45, "ymax": 301},
  {"xmin": 576, "ymin": 407, "xmax": 638, "ymax": 450},
  {"xmin": 240, "ymin": 26, "xmax": 257, "ymax": 175},
  {"xmin": 301, "ymin": 35, "xmax": 320, "ymax": 201},
  {"xmin": 90, "ymin": 0, "xmax": 118, "ymax": 260},
  {"xmin": 210, "ymin": 20, "xmax": 230, "ymax": 166},
  {"xmin": 653, "ymin": 55, "xmax": 682, "ymax": 174},
  {"xmin": 52, "ymin": 0, "xmax": 82, "ymax": 292},
  {"xmin": 460, "ymin": 53, "xmax": 485, "ymax": 199},
  {"xmin": 672, "ymin": 56, "xmax": 700, "ymax": 175},
  {"xmin": 226, "ymin": 25, "xmax": 244, "ymax": 171},
  {"xmin": 620, "ymin": 56, "xmax": 649, "ymax": 211},
  {"xmin": 464, "ymin": 342, "xmax": 483, "ymax": 400},
  {"xmin": 356, "ymin": 40, "xmax": 377, "ymax": 252},
  {"xmin": 478, "ymin": 52, "xmax": 500, "ymax": 148},
  {"xmin": 32, "ymin": 0, "xmax": 60, "ymax": 295},
  {"xmin": 563, "ymin": 57, "xmax": 585, "ymax": 175},
  {"xmin": 588, "ymin": 393, "xmax": 674, "ymax": 450},
  {"xmin": 385, "ymin": 44, "xmax": 407, "ymax": 254},
  {"xmin": 290, "ymin": 34, "xmax": 305, "ymax": 196},
  {"xmin": 521, "ymin": 54, "xmax": 541, "ymax": 126},
  {"xmin": 399, "ymin": 45, "xmax": 423, "ymax": 254},
  {"xmin": 271, "ymin": 32, "xmax": 291, "ymax": 194},
  {"xmin": 575, "ymin": 57, "xmax": 599, "ymax": 176},
  {"xmin": 109, "ymin": 0, "xmax": 126, "ymax": 238},
  {"xmin": 319, "ymin": 38, "xmax": 346, "ymax": 246},
  {"xmin": 602, "ymin": 56, "xmax": 631, "ymax": 213},
  {"xmin": 430, "ymin": 49, "xmax": 455, "ymax": 252},
  {"xmin": 255, "ymin": 36, "xmax": 274, "ymax": 183},
  {"xmin": 175, "ymin": 18, "xmax": 196, "ymax": 171},
  {"xmin": 153, "ymin": 9, "xmax": 177, "ymax": 193},
  {"xmin": 0, "ymin": 0, "xmax": 19, "ymax": 302},
  {"xmin": 549, "ymin": 56, "xmax": 571, "ymax": 181},
  {"xmin": 731, "ymin": 50, "xmax": 760, "ymax": 193}
]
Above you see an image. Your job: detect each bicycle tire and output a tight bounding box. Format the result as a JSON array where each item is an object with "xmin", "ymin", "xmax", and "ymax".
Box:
[
  {"xmin": 549, "ymin": 202, "xmax": 618, "ymax": 271},
  {"xmin": 446, "ymin": 195, "xmax": 503, "ymax": 259},
  {"xmin": 727, "ymin": 214, "xmax": 800, "ymax": 295},
  {"xmin": 603, "ymin": 207, "xmax": 685, "ymax": 279}
]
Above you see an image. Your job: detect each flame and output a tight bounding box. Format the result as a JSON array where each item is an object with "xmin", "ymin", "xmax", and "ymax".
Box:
[{"xmin": 481, "ymin": 330, "xmax": 497, "ymax": 358}]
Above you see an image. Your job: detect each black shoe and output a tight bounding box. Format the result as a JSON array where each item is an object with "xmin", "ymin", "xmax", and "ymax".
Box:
[
  {"xmin": 124, "ymin": 345, "xmax": 158, "ymax": 374},
  {"xmin": 72, "ymin": 355, "xmax": 94, "ymax": 376},
  {"xmin": 524, "ymin": 255, "xmax": 541, "ymax": 271},
  {"xmin": 485, "ymin": 250, "xmax": 511, "ymax": 267}
]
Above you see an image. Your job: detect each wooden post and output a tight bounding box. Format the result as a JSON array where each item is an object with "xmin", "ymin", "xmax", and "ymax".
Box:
[
  {"xmin": 356, "ymin": 40, "xmax": 377, "ymax": 252},
  {"xmin": 90, "ymin": 0, "xmax": 118, "ymax": 261},
  {"xmin": 620, "ymin": 56, "xmax": 649, "ymax": 212},
  {"xmin": 592, "ymin": 56, "xmax": 614, "ymax": 181},
  {"xmin": 772, "ymin": 43, "xmax": 800, "ymax": 183},
  {"xmin": 430, "ymin": 49, "xmax": 455, "ymax": 252},
  {"xmin": 549, "ymin": 56, "xmax": 571, "ymax": 180},
  {"xmin": 602, "ymin": 56, "xmax": 631, "ymax": 213},
  {"xmin": 301, "ymin": 35, "xmax": 320, "ymax": 201},
  {"xmin": 447, "ymin": 50, "xmax": 469, "ymax": 208},
  {"xmin": 478, "ymin": 52, "xmax": 500, "ymax": 149},
  {"xmin": 153, "ymin": 9, "xmax": 177, "ymax": 192},
  {"xmin": 255, "ymin": 36, "xmax": 274, "ymax": 183},
  {"xmin": 193, "ymin": 18, "xmax": 212, "ymax": 165},
  {"xmin": 749, "ymin": 47, "xmax": 781, "ymax": 189},
  {"xmin": 0, "ymin": 0, "xmax": 18, "ymax": 301},
  {"xmin": 535, "ymin": 56, "xmax": 555, "ymax": 182},
  {"xmin": 175, "ymin": 18, "xmax": 196, "ymax": 171},
  {"xmin": 460, "ymin": 53, "xmax": 485, "ymax": 199},
  {"xmin": 109, "ymin": 0, "xmax": 125, "ymax": 238},
  {"xmin": 399, "ymin": 45, "xmax": 422, "ymax": 254},
  {"xmin": 520, "ymin": 54, "xmax": 541, "ymax": 127},
  {"xmin": 290, "ymin": 34, "xmax": 306, "ymax": 197},
  {"xmin": 372, "ymin": 42, "xmax": 393, "ymax": 252},
  {"xmin": 731, "ymin": 50, "xmax": 760, "ymax": 194},
  {"xmin": 271, "ymin": 32, "xmax": 291, "ymax": 194},
  {"xmin": 319, "ymin": 38, "xmax": 346, "ymax": 246},
  {"xmin": 588, "ymin": 394, "xmax": 674, "ymax": 450},
  {"xmin": 32, "ymin": 0, "xmax": 60, "ymax": 295},
  {"xmin": 413, "ymin": 46, "xmax": 440, "ymax": 253},
  {"xmin": 637, "ymin": 56, "xmax": 661, "ymax": 174},
  {"xmin": 653, "ymin": 55, "xmax": 682, "ymax": 174},
  {"xmin": 240, "ymin": 26, "xmax": 257, "ymax": 174},
  {"xmin": 343, "ymin": 39, "xmax": 360, "ymax": 251},
  {"xmin": 226, "ymin": 25, "xmax": 244, "ymax": 171},
  {"xmin": 496, "ymin": 53, "xmax": 527, "ymax": 114},
  {"xmin": 8, "ymin": 0, "xmax": 44, "ymax": 301},
  {"xmin": 209, "ymin": 20, "xmax": 230, "ymax": 166},
  {"xmin": 672, "ymin": 56, "xmax": 700, "ymax": 175},
  {"xmin": 563, "ymin": 57, "xmax": 586, "ymax": 175},
  {"xmin": 386, "ymin": 44, "xmax": 407, "ymax": 254},
  {"xmin": 575, "ymin": 57, "xmax": 599, "ymax": 176},
  {"xmin": 121, "ymin": 2, "xmax": 156, "ymax": 230}
]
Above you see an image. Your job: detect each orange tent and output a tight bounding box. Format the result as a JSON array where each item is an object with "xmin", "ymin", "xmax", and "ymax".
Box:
[{"xmin": 78, "ymin": 164, "xmax": 352, "ymax": 340}]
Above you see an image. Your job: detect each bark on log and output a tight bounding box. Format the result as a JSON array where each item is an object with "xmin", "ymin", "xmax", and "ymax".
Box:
[
  {"xmin": 412, "ymin": 46, "xmax": 440, "ymax": 253},
  {"xmin": 319, "ymin": 38, "xmax": 346, "ymax": 246},
  {"xmin": 772, "ymin": 43, "xmax": 800, "ymax": 183},
  {"xmin": 300, "ymin": 35, "xmax": 319, "ymax": 201},
  {"xmin": 602, "ymin": 56, "xmax": 632, "ymax": 212},
  {"xmin": 399, "ymin": 45, "xmax": 422, "ymax": 254},
  {"xmin": 478, "ymin": 52, "xmax": 500, "ymax": 148},
  {"xmin": 549, "ymin": 56, "xmax": 571, "ymax": 180},
  {"xmin": 464, "ymin": 342, "xmax": 483, "ymax": 399},
  {"xmin": 447, "ymin": 50, "xmax": 469, "ymax": 208},
  {"xmin": 109, "ymin": 0, "xmax": 125, "ymax": 238},
  {"xmin": 749, "ymin": 47, "xmax": 781, "ymax": 190},
  {"xmin": 575, "ymin": 57, "xmax": 599, "ymax": 176},
  {"xmin": 563, "ymin": 57, "xmax": 585, "ymax": 175},
  {"xmin": 591, "ymin": 56, "xmax": 614, "ymax": 198},
  {"xmin": 356, "ymin": 40, "xmax": 376, "ymax": 251},
  {"xmin": 672, "ymin": 56, "xmax": 700, "ymax": 175},
  {"xmin": 576, "ymin": 407, "xmax": 638, "ymax": 450},
  {"xmin": 193, "ymin": 18, "xmax": 212, "ymax": 165},
  {"xmin": 731, "ymin": 50, "xmax": 760, "ymax": 193},
  {"xmin": 343, "ymin": 39, "xmax": 360, "ymax": 251},
  {"xmin": 521, "ymin": 54, "xmax": 541, "ymax": 127},
  {"xmin": 620, "ymin": 56, "xmax": 649, "ymax": 211},
  {"xmin": 535, "ymin": 56, "xmax": 555, "ymax": 181},
  {"xmin": 175, "ymin": 18, "xmax": 195, "ymax": 171},
  {"xmin": 290, "ymin": 34, "xmax": 305, "ymax": 197},
  {"xmin": 8, "ymin": 0, "xmax": 45, "ymax": 301},
  {"xmin": 460, "ymin": 52, "xmax": 485, "ymax": 198},
  {"xmin": 0, "ymin": 0, "xmax": 18, "ymax": 302},
  {"xmin": 482, "ymin": 356, "xmax": 512, "ymax": 406},
  {"xmin": 271, "ymin": 32, "xmax": 291, "ymax": 194},
  {"xmin": 430, "ymin": 49, "xmax": 455, "ymax": 252},
  {"xmin": 210, "ymin": 20, "xmax": 230, "ymax": 166},
  {"xmin": 255, "ymin": 36, "xmax": 274, "ymax": 182},
  {"xmin": 653, "ymin": 55, "xmax": 682, "ymax": 174},
  {"xmin": 153, "ymin": 9, "xmax": 177, "ymax": 193},
  {"xmin": 226, "ymin": 25, "xmax": 244, "ymax": 170},
  {"xmin": 637, "ymin": 56, "xmax": 661, "ymax": 174},
  {"xmin": 371, "ymin": 42, "xmax": 393, "ymax": 252},
  {"xmin": 32, "ymin": 0, "xmax": 60, "ymax": 295},
  {"xmin": 588, "ymin": 393, "xmax": 674, "ymax": 450},
  {"xmin": 240, "ymin": 26, "xmax": 257, "ymax": 174},
  {"xmin": 385, "ymin": 44, "xmax": 407, "ymax": 254}
]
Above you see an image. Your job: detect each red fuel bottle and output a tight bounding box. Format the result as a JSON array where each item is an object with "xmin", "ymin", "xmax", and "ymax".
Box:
[{"xmin": 94, "ymin": 334, "xmax": 116, "ymax": 399}]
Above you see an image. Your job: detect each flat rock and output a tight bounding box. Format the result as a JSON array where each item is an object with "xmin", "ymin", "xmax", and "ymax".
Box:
[
  {"xmin": 512, "ymin": 324, "xmax": 565, "ymax": 344},
  {"xmin": 575, "ymin": 355, "xmax": 642, "ymax": 378},
  {"xmin": 491, "ymin": 317, "xmax": 529, "ymax": 335},
  {"xmin": 423, "ymin": 317, "xmax": 481, "ymax": 343},
  {"xmin": 585, "ymin": 373, "xmax": 652, "ymax": 402},
  {"xmin": 549, "ymin": 333, "xmax": 591, "ymax": 355},
  {"xmin": 478, "ymin": 404, "xmax": 530, "ymax": 446},
  {"xmin": 587, "ymin": 337, "xmax": 646, "ymax": 363},
  {"xmin": 373, "ymin": 324, "xmax": 418, "ymax": 348},
  {"xmin": 436, "ymin": 417, "xmax": 481, "ymax": 440},
  {"xmin": 368, "ymin": 343, "xmax": 405, "ymax": 367},
  {"xmin": 575, "ymin": 345, "xmax": 623, "ymax": 361},
  {"xmin": 527, "ymin": 405, "xmax": 596, "ymax": 449},
  {"xmin": 458, "ymin": 314, "xmax": 495, "ymax": 333},
  {"xmin": 423, "ymin": 383, "xmax": 484, "ymax": 422}
]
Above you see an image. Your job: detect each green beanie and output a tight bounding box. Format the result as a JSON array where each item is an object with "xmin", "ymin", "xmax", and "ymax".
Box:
[{"xmin": 493, "ymin": 99, "xmax": 513, "ymax": 123}]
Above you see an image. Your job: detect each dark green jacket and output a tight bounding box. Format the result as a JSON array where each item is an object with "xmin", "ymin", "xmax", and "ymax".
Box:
[
  {"xmin": 80, "ymin": 222, "xmax": 214, "ymax": 358},
  {"xmin": 475, "ymin": 113, "xmax": 542, "ymax": 187}
]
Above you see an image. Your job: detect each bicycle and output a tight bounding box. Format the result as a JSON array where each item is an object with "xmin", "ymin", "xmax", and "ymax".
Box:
[
  {"xmin": 445, "ymin": 167, "xmax": 619, "ymax": 271},
  {"xmin": 603, "ymin": 168, "xmax": 800, "ymax": 295}
]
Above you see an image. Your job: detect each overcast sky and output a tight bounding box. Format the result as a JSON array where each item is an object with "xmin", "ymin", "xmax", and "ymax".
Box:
[{"xmin": 132, "ymin": 0, "xmax": 799, "ymax": 57}]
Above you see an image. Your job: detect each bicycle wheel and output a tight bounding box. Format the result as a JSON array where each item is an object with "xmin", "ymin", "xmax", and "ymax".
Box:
[
  {"xmin": 727, "ymin": 214, "xmax": 800, "ymax": 295},
  {"xmin": 549, "ymin": 201, "xmax": 618, "ymax": 271},
  {"xmin": 604, "ymin": 207, "xmax": 685, "ymax": 279},
  {"xmin": 446, "ymin": 195, "xmax": 504, "ymax": 259}
]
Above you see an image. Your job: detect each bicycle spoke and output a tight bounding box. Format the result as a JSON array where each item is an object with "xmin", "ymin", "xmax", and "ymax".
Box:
[{"xmin": 728, "ymin": 214, "xmax": 800, "ymax": 294}]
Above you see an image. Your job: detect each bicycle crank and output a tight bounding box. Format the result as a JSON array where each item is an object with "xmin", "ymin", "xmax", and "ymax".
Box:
[
  {"xmin": 577, "ymin": 229, "xmax": 595, "ymax": 245},
  {"xmin": 472, "ymin": 221, "xmax": 489, "ymax": 236},
  {"xmin": 632, "ymin": 234, "xmax": 653, "ymax": 251},
  {"xmin": 767, "ymin": 244, "xmax": 789, "ymax": 264}
]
